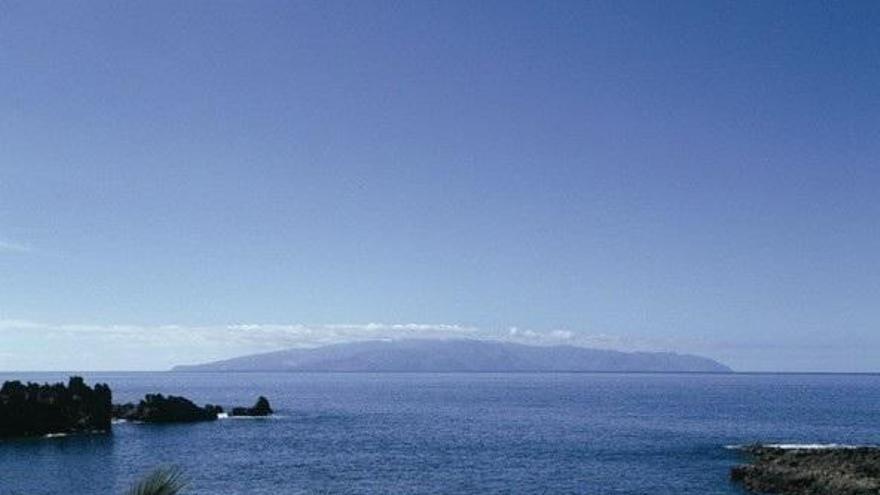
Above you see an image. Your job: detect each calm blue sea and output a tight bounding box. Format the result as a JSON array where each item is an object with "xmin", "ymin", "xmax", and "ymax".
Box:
[{"xmin": 1, "ymin": 372, "xmax": 878, "ymax": 494}]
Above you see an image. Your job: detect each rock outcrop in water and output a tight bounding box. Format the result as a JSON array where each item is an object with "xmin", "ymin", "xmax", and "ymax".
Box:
[
  {"xmin": 113, "ymin": 394, "xmax": 222, "ymax": 423},
  {"xmin": 731, "ymin": 445, "xmax": 880, "ymax": 495},
  {"xmin": 0, "ymin": 376, "xmax": 112, "ymax": 438},
  {"xmin": 0, "ymin": 376, "xmax": 274, "ymax": 434},
  {"xmin": 230, "ymin": 396, "xmax": 273, "ymax": 417}
]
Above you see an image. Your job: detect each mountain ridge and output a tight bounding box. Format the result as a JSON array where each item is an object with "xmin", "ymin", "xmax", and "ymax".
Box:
[{"xmin": 172, "ymin": 339, "xmax": 732, "ymax": 373}]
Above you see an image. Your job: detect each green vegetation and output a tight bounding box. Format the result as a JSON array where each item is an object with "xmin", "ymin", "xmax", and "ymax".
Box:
[{"xmin": 126, "ymin": 466, "xmax": 186, "ymax": 495}]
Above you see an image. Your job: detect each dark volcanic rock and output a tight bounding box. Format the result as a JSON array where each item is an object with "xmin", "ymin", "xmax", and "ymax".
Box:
[
  {"xmin": 731, "ymin": 445, "xmax": 880, "ymax": 495},
  {"xmin": 230, "ymin": 396, "xmax": 273, "ymax": 417},
  {"xmin": 114, "ymin": 394, "xmax": 221, "ymax": 423},
  {"xmin": 0, "ymin": 376, "xmax": 112, "ymax": 438}
]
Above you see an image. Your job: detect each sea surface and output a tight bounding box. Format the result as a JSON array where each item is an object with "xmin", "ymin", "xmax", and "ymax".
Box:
[{"xmin": 1, "ymin": 372, "xmax": 879, "ymax": 494}]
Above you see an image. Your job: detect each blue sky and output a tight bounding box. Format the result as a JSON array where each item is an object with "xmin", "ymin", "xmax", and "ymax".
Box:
[{"xmin": 1, "ymin": 1, "xmax": 878, "ymax": 371}]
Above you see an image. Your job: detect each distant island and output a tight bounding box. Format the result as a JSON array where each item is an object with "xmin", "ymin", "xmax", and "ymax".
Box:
[{"xmin": 172, "ymin": 339, "xmax": 732, "ymax": 373}]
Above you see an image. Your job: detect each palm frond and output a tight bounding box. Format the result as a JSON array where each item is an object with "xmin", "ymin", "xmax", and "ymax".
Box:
[{"xmin": 126, "ymin": 466, "xmax": 186, "ymax": 495}]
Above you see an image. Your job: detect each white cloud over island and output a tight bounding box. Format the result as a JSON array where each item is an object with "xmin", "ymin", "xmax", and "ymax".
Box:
[
  {"xmin": 3, "ymin": 318, "xmax": 844, "ymax": 372},
  {"xmin": 0, "ymin": 318, "xmax": 705, "ymax": 371}
]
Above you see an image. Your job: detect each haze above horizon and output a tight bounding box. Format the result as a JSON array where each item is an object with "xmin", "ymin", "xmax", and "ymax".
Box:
[{"xmin": 1, "ymin": 1, "xmax": 878, "ymax": 372}]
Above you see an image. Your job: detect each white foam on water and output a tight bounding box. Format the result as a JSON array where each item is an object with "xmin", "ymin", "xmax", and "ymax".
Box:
[
  {"xmin": 43, "ymin": 433, "xmax": 69, "ymax": 439},
  {"xmin": 767, "ymin": 443, "xmax": 870, "ymax": 450},
  {"xmin": 225, "ymin": 415, "xmax": 278, "ymax": 420},
  {"xmin": 725, "ymin": 443, "xmax": 874, "ymax": 450},
  {"xmin": 217, "ymin": 412, "xmax": 284, "ymax": 420}
]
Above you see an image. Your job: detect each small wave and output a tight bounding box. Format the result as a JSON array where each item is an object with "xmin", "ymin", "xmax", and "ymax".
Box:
[
  {"xmin": 43, "ymin": 433, "xmax": 69, "ymax": 439},
  {"xmin": 217, "ymin": 413, "xmax": 284, "ymax": 419},
  {"xmin": 767, "ymin": 443, "xmax": 872, "ymax": 450},
  {"xmin": 726, "ymin": 443, "xmax": 874, "ymax": 450},
  {"xmin": 225, "ymin": 414, "xmax": 284, "ymax": 420},
  {"xmin": 217, "ymin": 412, "xmax": 273, "ymax": 420}
]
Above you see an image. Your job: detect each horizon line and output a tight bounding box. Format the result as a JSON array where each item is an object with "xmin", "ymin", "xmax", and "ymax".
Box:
[{"xmin": 4, "ymin": 370, "xmax": 880, "ymax": 376}]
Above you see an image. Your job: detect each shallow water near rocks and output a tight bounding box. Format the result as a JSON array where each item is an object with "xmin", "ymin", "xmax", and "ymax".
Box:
[{"xmin": 1, "ymin": 372, "xmax": 879, "ymax": 494}]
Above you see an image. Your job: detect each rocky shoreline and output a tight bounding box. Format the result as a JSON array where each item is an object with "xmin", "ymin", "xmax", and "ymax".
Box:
[
  {"xmin": 113, "ymin": 394, "xmax": 273, "ymax": 422},
  {"xmin": 1, "ymin": 377, "xmax": 273, "ymax": 438},
  {"xmin": 731, "ymin": 445, "xmax": 880, "ymax": 495},
  {"xmin": 112, "ymin": 394, "xmax": 223, "ymax": 423},
  {"xmin": 231, "ymin": 396, "xmax": 273, "ymax": 417},
  {"xmin": 0, "ymin": 377, "xmax": 112, "ymax": 438}
]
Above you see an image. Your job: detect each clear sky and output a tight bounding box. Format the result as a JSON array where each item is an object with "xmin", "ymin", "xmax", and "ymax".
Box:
[{"xmin": 1, "ymin": 1, "xmax": 878, "ymax": 372}]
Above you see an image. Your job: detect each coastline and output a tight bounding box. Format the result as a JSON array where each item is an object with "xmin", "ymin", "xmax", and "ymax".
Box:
[{"xmin": 731, "ymin": 445, "xmax": 880, "ymax": 494}]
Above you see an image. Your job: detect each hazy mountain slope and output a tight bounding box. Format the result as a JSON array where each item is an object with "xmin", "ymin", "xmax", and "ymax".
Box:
[{"xmin": 172, "ymin": 339, "xmax": 732, "ymax": 372}]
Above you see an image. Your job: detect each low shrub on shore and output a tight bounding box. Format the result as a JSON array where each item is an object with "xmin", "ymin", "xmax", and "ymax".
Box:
[{"xmin": 127, "ymin": 466, "xmax": 186, "ymax": 495}]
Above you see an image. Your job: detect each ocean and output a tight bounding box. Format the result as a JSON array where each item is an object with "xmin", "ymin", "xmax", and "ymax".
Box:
[{"xmin": 1, "ymin": 372, "xmax": 878, "ymax": 494}]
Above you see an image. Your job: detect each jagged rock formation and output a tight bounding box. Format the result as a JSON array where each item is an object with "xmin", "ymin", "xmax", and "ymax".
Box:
[
  {"xmin": 0, "ymin": 376, "xmax": 112, "ymax": 438},
  {"xmin": 1, "ymin": 377, "xmax": 274, "ymax": 434},
  {"xmin": 113, "ymin": 394, "xmax": 222, "ymax": 423},
  {"xmin": 731, "ymin": 445, "xmax": 880, "ymax": 495},
  {"xmin": 230, "ymin": 396, "xmax": 273, "ymax": 417}
]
